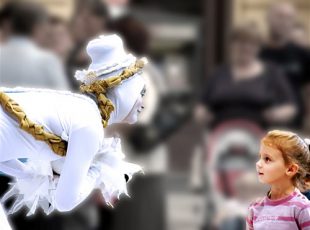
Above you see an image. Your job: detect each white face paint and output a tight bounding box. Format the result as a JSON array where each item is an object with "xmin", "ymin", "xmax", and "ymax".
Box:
[{"xmin": 122, "ymin": 86, "xmax": 146, "ymax": 124}]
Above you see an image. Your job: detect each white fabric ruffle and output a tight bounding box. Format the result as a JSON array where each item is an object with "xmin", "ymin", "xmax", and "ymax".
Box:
[
  {"xmin": 1, "ymin": 160, "xmax": 57, "ymax": 216},
  {"xmin": 1, "ymin": 138, "xmax": 142, "ymax": 215},
  {"xmin": 94, "ymin": 138, "xmax": 143, "ymax": 206}
]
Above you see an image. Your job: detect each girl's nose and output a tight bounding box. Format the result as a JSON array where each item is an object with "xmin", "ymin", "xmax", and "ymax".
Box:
[{"xmin": 256, "ymin": 159, "xmax": 262, "ymax": 168}]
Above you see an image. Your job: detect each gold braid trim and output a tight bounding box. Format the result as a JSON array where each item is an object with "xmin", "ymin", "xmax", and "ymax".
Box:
[
  {"xmin": 0, "ymin": 92, "xmax": 67, "ymax": 156},
  {"xmin": 80, "ymin": 59, "xmax": 145, "ymax": 128},
  {"xmin": 0, "ymin": 59, "xmax": 145, "ymax": 156}
]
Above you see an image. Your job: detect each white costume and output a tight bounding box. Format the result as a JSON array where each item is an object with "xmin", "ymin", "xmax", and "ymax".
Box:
[{"xmin": 0, "ymin": 35, "xmax": 146, "ymax": 229}]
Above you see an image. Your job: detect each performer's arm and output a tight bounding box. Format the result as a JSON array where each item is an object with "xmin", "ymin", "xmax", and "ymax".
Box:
[{"xmin": 54, "ymin": 125, "xmax": 101, "ymax": 212}]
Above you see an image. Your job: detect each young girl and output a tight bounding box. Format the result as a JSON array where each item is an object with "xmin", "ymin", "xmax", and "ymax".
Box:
[{"xmin": 247, "ymin": 130, "xmax": 310, "ymax": 230}]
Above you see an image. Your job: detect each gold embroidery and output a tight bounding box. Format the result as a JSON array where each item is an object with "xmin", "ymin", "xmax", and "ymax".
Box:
[{"xmin": 0, "ymin": 91, "xmax": 67, "ymax": 156}]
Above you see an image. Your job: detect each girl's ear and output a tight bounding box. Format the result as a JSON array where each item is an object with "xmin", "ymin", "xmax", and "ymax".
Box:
[{"xmin": 286, "ymin": 163, "xmax": 299, "ymax": 178}]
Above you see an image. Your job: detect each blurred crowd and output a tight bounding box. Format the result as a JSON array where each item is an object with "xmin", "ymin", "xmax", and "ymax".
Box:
[{"xmin": 0, "ymin": 0, "xmax": 309, "ymax": 230}]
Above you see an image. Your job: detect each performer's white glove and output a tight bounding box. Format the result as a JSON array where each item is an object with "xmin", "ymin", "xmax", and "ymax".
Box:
[{"xmin": 90, "ymin": 137, "xmax": 142, "ymax": 205}]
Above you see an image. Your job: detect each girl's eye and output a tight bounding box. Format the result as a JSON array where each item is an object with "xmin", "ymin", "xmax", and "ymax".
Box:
[{"xmin": 264, "ymin": 157, "xmax": 271, "ymax": 162}]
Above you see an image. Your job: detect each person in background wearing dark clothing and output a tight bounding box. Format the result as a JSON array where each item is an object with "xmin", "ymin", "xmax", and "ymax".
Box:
[
  {"xmin": 67, "ymin": 0, "xmax": 110, "ymax": 90},
  {"xmin": 304, "ymin": 191, "xmax": 310, "ymax": 200},
  {"xmin": 0, "ymin": 1, "xmax": 16, "ymax": 44},
  {"xmin": 304, "ymin": 177, "xmax": 310, "ymax": 200},
  {"xmin": 260, "ymin": 2, "xmax": 310, "ymax": 129},
  {"xmin": 195, "ymin": 24, "xmax": 297, "ymax": 130},
  {"xmin": 109, "ymin": 15, "xmax": 150, "ymax": 56},
  {"xmin": 289, "ymin": 22, "xmax": 310, "ymax": 132},
  {"xmin": 47, "ymin": 16, "xmax": 74, "ymax": 64},
  {"xmin": 105, "ymin": 12, "xmax": 166, "ymax": 230}
]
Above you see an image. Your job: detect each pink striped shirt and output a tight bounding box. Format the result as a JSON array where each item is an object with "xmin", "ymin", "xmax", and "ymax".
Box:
[{"xmin": 247, "ymin": 189, "xmax": 310, "ymax": 230}]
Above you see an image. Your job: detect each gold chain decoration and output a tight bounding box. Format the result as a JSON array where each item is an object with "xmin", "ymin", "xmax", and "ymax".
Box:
[
  {"xmin": 0, "ymin": 59, "xmax": 145, "ymax": 156},
  {"xmin": 0, "ymin": 92, "xmax": 67, "ymax": 156}
]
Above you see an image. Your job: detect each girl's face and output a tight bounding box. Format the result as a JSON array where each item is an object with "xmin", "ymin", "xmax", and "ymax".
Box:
[
  {"xmin": 256, "ymin": 143, "xmax": 289, "ymax": 185},
  {"xmin": 122, "ymin": 86, "xmax": 146, "ymax": 124}
]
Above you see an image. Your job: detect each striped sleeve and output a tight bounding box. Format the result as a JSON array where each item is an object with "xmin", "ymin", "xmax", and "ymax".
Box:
[{"xmin": 298, "ymin": 206, "xmax": 310, "ymax": 230}]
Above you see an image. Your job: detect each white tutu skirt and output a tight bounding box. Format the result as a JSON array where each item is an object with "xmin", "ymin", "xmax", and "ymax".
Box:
[{"xmin": 1, "ymin": 138, "xmax": 142, "ymax": 216}]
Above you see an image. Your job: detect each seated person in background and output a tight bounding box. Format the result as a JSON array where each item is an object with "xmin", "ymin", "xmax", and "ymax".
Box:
[{"xmin": 195, "ymin": 24, "xmax": 297, "ymax": 130}]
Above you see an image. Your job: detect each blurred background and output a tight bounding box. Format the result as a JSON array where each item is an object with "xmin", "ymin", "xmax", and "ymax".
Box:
[{"xmin": 0, "ymin": 0, "xmax": 309, "ymax": 229}]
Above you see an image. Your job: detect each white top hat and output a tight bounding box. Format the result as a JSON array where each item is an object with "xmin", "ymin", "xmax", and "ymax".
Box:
[{"xmin": 74, "ymin": 34, "xmax": 147, "ymax": 84}]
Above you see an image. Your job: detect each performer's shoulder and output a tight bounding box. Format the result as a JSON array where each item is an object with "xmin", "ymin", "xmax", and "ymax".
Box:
[{"xmin": 0, "ymin": 87, "xmax": 95, "ymax": 105}]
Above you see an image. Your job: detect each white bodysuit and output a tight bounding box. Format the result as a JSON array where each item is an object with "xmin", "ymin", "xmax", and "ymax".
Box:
[{"xmin": 0, "ymin": 88, "xmax": 138, "ymax": 216}]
